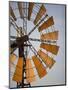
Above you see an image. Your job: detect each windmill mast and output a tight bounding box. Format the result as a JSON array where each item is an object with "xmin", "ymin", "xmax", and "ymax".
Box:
[
  {"xmin": 15, "ymin": 2, "xmax": 31, "ymax": 88},
  {"xmin": 21, "ymin": 2, "xmax": 31, "ymax": 87}
]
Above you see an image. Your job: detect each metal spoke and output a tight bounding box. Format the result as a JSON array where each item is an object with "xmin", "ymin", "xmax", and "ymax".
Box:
[
  {"xmin": 29, "ymin": 38, "xmax": 57, "ymax": 43},
  {"xmin": 28, "ymin": 41, "xmax": 43, "ymax": 64},
  {"xmin": 10, "ymin": 40, "xmax": 18, "ymax": 54},
  {"xmin": 10, "ymin": 47, "xmax": 17, "ymax": 54},
  {"xmin": 10, "ymin": 36, "xmax": 17, "ymax": 39},
  {"xmin": 10, "ymin": 19, "xmax": 20, "ymax": 34},
  {"xmin": 10, "ymin": 17, "xmax": 19, "ymax": 29},
  {"xmin": 28, "ymin": 14, "xmax": 48, "ymax": 36},
  {"xmin": 10, "ymin": 17, "xmax": 24, "ymax": 35},
  {"xmin": 28, "ymin": 41, "xmax": 37, "ymax": 56}
]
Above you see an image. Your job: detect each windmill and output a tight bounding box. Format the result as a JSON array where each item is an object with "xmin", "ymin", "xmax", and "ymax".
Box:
[{"xmin": 9, "ymin": 1, "xmax": 59, "ymax": 88}]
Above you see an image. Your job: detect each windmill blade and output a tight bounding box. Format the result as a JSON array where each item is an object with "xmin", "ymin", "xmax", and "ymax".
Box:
[
  {"xmin": 26, "ymin": 58, "xmax": 35, "ymax": 83},
  {"xmin": 38, "ymin": 16, "xmax": 54, "ymax": 32},
  {"xmin": 10, "ymin": 54, "xmax": 17, "ymax": 62},
  {"xmin": 12, "ymin": 57, "xmax": 23, "ymax": 82},
  {"xmin": 28, "ymin": 2, "xmax": 34, "ymax": 20},
  {"xmin": 34, "ymin": 5, "xmax": 46, "ymax": 25},
  {"xmin": 40, "ymin": 43, "xmax": 59, "ymax": 55},
  {"xmin": 9, "ymin": 6, "xmax": 17, "ymax": 21},
  {"xmin": 18, "ymin": 2, "xmax": 23, "ymax": 19},
  {"xmin": 32, "ymin": 55, "xmax": 47, "ymax": 78},
  {"xmin": 41, "ymin": 31, "xmax": 58, "ymax": 40},
  {"xmin": 38, "ymin": 50, "xmax": 56, "ymax": 69}
]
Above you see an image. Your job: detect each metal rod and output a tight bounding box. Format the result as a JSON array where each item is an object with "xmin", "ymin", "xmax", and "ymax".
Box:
[
  {"xmin": 10, "ymin": 18, "xmax": 20, "ymax": 34},
  {"xmin": 28, "ymin": 41, "xmax": 37, "ymax": 56},
  {"xmin": 29, "ymin": 38, "xmax": 57, "ymax": 43},
  {"xmin": 10, "ymin": 47, "xmax": 17, "ymax": 54},
  {"xmin": 28, "ymin": 14, "xmax": 48, "ymax": 36},
  {"xmin": 10, "ymin": 17, "xmax": 19, "ymax": 29},
  {"xmin": 10, "ymin": 36, "xmax": 17, "ymax": 39},
  {"xmin": 10, "ymin": 20, "xmax": 25, "ymax": 36}
]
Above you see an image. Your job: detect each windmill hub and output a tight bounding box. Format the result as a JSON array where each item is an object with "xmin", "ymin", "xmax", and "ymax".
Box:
[
  {"xmin": 16, "ymin": 35, "xmax": 29, "ymax": 45},
  {"xmin": 11, "ymin": 35, "xmax": 31, "ymax": 49}
]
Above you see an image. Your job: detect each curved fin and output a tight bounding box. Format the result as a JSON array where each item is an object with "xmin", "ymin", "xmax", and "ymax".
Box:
[
  {"xmin": 38, "ymin": 16, "xmax": 54, "ymax": 32},
  {"xmin": 32, "ymin": 55, "xmax": 47, "ymax": 78},
  {"xmin": 40, "ymin": 43, "xmax": 59, "ymax": 55}
]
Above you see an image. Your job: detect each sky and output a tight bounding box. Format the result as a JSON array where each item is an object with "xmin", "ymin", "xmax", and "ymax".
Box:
[{"xmin": 10, "ymin": 1, "xmax": 66, "ymax": 88}]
